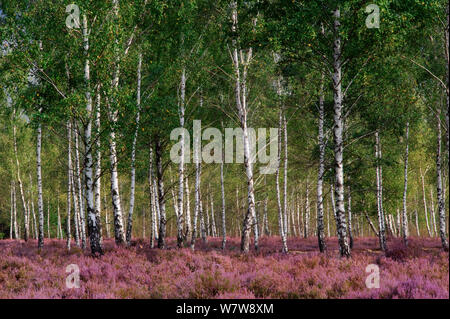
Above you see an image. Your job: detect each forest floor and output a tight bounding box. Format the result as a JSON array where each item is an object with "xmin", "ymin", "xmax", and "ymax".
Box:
[{"xmin": 0, "ymin": 236, "xmax": 448, "ymax": 299}]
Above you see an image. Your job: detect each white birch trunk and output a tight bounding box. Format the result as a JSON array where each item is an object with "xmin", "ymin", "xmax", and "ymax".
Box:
[
  {"xmin": 74, "ymin": 125, "xmax": 86, "ymax": 248},
  {"xmin": 402, "ymin": 122, "xmax": 410, "ymax": 246},
  {"xmin": 221, "ymin": 160, "xmax": 226, "ymax": 249},
  {"xmin": 66, "ymin": 121, "xmax": 73, "ymax": 249},
  {"xmin": 332, "ymin": 8, "xmax": 350, "ymax": 257},
  {"xmin": 82, "ymin": 14, "xmax": 102, "ymax": 255},
  {"xmin": 317, "ymin": 70, "xmax": 327, "ymax": 252},
  {"xmin": 190, "ymin": 160, "xmax": 201, "ymax": 250},
  {"xmin": 37, "ymin": 121, "xmax": 44, "ymax": 249},
  {"xmin": 347, "ymin": 185, "xmax": 353, "ymax": 249},
  {"xmin": 94, "ymin": 86, "xmax": 102, "ymax": 243},
  {"xmin": 230, "ymin": 2, "xmax": 258, "ymax": 253},
  {"xmin": 185, "ymin": 176, "xmax": 192, "ymax": 243},
  {"xmin": 126, "ymin": 52, "xmax": 142, "ymax": 245},
  {"xmin": 375, "ymin": 131, "xmax": 387, "ymax": 250},
  {"xmin": 275, "ymin": 103, "xmax": 288, "ymax": 252},
  {"xmin": 176, "ymin": 67, "xmax": 186, "ymax": 247},
  {"xmin": 155, "ymin": 138, "xmax": 167, "ymax": 249},
  {"xmin": 13, "ymin": 109, "xmax": 29, "ymax": 241},
  {"xmin": 436, "ymin": 110, "xmax": 449, "ymax": 250}
]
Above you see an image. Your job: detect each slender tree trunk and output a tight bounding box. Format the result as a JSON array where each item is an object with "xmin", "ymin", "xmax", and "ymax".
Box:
[
  {"xmin": 107, "ymin": 108, "xmax": 126, "ymax": 245},
  {"xmin": 220, "ymin": 160, "xmax": 226, "ymax": 249},
  {"xmin": 210, "ymin": 191, "xmax": 217, "ymax": 237},
  {"xmin": 185, "ymin": 176, "xmax": 192, "ymax": 244},
  {"xmin": 283, "ymin": 113, "xmax": 288, "ymax": 239},
  {"xmin": 275, "ymin": 101, "xmax": 288, "ymax": 252},
  {"xmin": 305, "ymin": 179, "xmax": 310, "ymax": 238},
  {"xmin": 191, "ymin": 160, "xmax": 201, "ymax": 250},
  {"xmin": 230, "ymin": 2, "xmax": 257, "ymax": 253},
  {"xmin": 74, "ymin": 124, "xmax": 86, "ymax": 248},
  {"xmin": 364, "ymin": 211, "xmax": 379, "ymax": 237},
  {"xmin": 108, "ymin": 0, "xmax": 126, "ymax": 246},
  {"xmin": 317, "ymin": 70, "xmax": 327, "ymax": 252},
  {"xmin": 94, "ymin": 86, "xmax": 102, "ymax": 244},
  {"xmin": 47, "ymin": 198, "xmax": 50, "ymax": 238},
  {"xmin": 326, "ymin": 196, "xmax": 330, "ymax": 237},
  {"xmin": 10, "ymin": 183, "xmax": 13, "ymax": 239},
  {"xmin": 264, "ymin": 177, "xmax": 269, "ymax": 236},
  {"xmin": 375, "ymin": 131, "xmax": 387, "ymax": 250},
  {"xmin": 332, "ymin": 8, "xmax": 350, "ymax": 257},
  {"xmin": 402, "ymin": 122, "xmax": 410, "ymax": 246},
  {"xmin": 37, "ymin": 121, "xmax": 44, "ymax": 249},
  {"xmin": 82, "ymin": 14, "xmax": 102, "ymax": 255},
  {"xmin": 66, "ymin": 124, "xmax": 73, "ymax": 249},
  {"xmin": 420, "ymin": 167, "xmax": 432, "ymax": 237},
  {"xmin": 12, "ymin": 181, "xmax": 18, "ymax": 239},
  {"xmin": 57, "ymin": 199, "xmax": 62, "ymax": 239},
  {"xmin": 436, "ymin": 110, "xmax": 449, "ymax": 250},
  {"xmin": 155, "ymin": 138, "xmax": 167, "ymax": 249},
  {"xmin": 126, "ymin": 52, "xmax": 143, "ymax": 245},
  {"xmin": 200, "ymin": 199, "xmax": 207, "ymax": 243},
  {"xmin": 347, "ymin": 185, "xmax": 353, "ymax": 249},
  {"xmin": 176, "ymin": 67, "xmax": 186, "ymax": 248},
  {"xmin": 12, "ymin": 108, "xmax": 29, "ymax": 241},
  {"xmin": 102, "ymin": 190, "xmax": 110, "ymax": 239},
  {"xmin": 148, "ymin": 146, "xmax": 156, "ymax": 248},
  {"xmin": 71, "ymin": 172, "xmax": 80, "ymax": 246}
]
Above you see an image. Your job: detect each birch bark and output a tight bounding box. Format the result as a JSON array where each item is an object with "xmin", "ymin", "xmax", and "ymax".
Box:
[
  {"xmin": 331, "ymin": 8, "xmax": 350, "ymax": 257},
  {"xmin": 230, "ymin": 1, "xmax": 258, "ymax": 253},
  {"xmin": 155, "ymin": 138, "xmax": 167, "ymax": 249},
  {"xmin": 436, "ymin": 110, "xmax": 449, "ymax": 250},
  {"xmin": 402, "ymin": 122, "xmax": 410, "ymax": 246},
  {"xmin": 37, "ymin": 118, "xmax": 44, "ymax": 249},
  {"xmin": 82, "ymin": 14, "xmax": 102, "ymax": 255},
  {"xmin": 375, "ymin": 131, "xmax": 386, "ymax": 250},
  {"xmin": 126, "ymin": 52, "xmax": 143, "ymax": 245},
  {"xmin": 317, "ymin": 71, "xmax": 327, "ymax": 252}
]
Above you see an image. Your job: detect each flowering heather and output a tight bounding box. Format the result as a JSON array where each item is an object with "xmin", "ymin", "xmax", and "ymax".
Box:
[{"xmin": 0, "ymin": 237, "xmax": 447, "ymax": 299}]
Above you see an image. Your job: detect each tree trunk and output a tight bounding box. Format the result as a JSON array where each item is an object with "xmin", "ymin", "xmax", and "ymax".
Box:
[
  {"xmin": 436, "ymin": 110, "xmax": 449, "ymax": 250},
  {"xmin": 305, "ymin": 179, "xmax": 310, "ymax": 238},
  {"xmin": 364, "ymin": 211, "xmax": 379, "ymax": 237},
  {"xmin": 37, "ymin": 121, "xmax": 44, "ymax": 249},
  {"xmin": 275, "ymin": 101, "xmax": 288, "ymax": 252},
  {"xmin": 10, "ymin": 183, "xmax": 13, "ymax": 239},
  {"xmin": 317, "ymin": 70, "xmax": 327, "ymax": 252},
  {"xmin": 66, "ymin": 121, "xmax": 73, "ymax": 249},
  {"xmin": 220, "ymin": 160, "xmax": 226, "ymax": 249},
  {"xmin": 108, "ymin": 0, "xmax": 126, "ymax": 246},
  {"xmin": 375, "ymin": 131, "xmax": 387, "ymax": 250},
  {"xmin": 155, "ymin": 138, "xmax": 167, "ymax": 249},
  {"xmin": 94, "ymin": 85, "xmax": 102, "ymax": 244},
  {"xmin": 82, "ymin": 14, "xmax": 103, "ymax": 255},
  {"xmin": 12, "ymin": 108, "xmax": 29, "ymax": 241},
  {"xmin": 283, "ymin": 112, "xmax": 288, "ymax": 239},
  {"xmin": 176, "ymin": 67, "xmax": 186, "ymax": 248},
  {"xmin": 74, "ymin": 124, "xmax": 86, "ymax": 248},
  {"xmin": 210, "ymin": 191, "xmax": 217, "ymax": 237},
  {"xmin": 332, "ymin": 8, "xmax": 350, "ymax": 258},
  {"xmin": 185, "ymin": 176, "xmax": 192, "ymax": 244},
  {"xmin": 190, "ymin": 159, "xmax": 201, "ymax": 250},
  {"xmin": 12, "ymin": 181, "xmax": 18, "ymax": 239},
  {"xmin": 200, "ymin": 199, "xmax": 207, "ymax": 243},
  {"xmin": 126, "ymin": 52, "xmax": 143, "ymax": 245},
  {"xmin": 347, "ymin": 185, "xmax": 353, "ymax": 249},
  {"xmin": 148, "ymin": 146, "xmax": 156, "ymax": 248},
  {"xmin": 230, "ymin": 2, "xmax": 257, "ymax": 254},
  {"xmin": 402, "ymin": 122, "xmax": 410, "ymax": 246}
]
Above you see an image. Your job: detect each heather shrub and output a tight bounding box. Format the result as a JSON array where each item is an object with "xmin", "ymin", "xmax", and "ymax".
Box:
[
  {"xmin": 385, "ymin": 239, "xmax": 424, "ymax": 261},
  {"xmin": 0, "ymin": 237, "xmax": 447, "ymax": 299}
]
